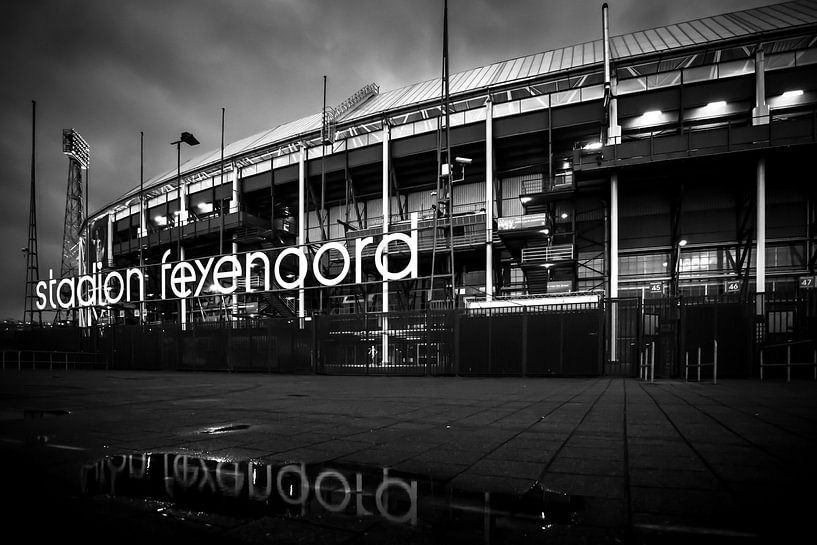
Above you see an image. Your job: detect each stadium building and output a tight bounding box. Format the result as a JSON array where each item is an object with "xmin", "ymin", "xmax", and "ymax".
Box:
[{"xmin": 76, "ymin": 0, "xmax": 817, "ymax": 377}]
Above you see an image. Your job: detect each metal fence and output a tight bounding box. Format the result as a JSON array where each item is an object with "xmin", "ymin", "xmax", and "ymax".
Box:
[{"xmin": 3, "ymin": 292, "xmax": 814, "ymax": 378}]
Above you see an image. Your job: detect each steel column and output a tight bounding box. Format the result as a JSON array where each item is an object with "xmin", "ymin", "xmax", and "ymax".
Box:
[
  {"xmin": 485, "ymin": 97, "xmax": 494, "ymax": 301},
  {"xmin": 382, "ymin": 123, "xmax": 390, "ymax": 364}
]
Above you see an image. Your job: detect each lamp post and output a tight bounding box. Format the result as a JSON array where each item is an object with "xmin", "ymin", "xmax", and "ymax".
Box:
[
  {"xmin": 171, "ymin": 131, "xmax": 199, "ymax": 329},
  {"xmin": 673, "ymin": 238, "xmax": 688, "ymax": 298}
]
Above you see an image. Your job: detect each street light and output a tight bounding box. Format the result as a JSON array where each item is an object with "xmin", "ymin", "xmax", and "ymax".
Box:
[
  {"xmin": 673, "ymin": 238, "xmax": 688, "ymax": 297},
  {"xmin": 171, "ymin": 131, "xmax": 199, "ymax": 328}
]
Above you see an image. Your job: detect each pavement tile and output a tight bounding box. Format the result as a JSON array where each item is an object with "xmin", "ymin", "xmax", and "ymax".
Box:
[
  {"xmin": 538, "ymin": 473, "xmax": 626, "ymax": 499},
  {"xmin": 548, "ymin": 456, "xmax": 625, "ymax": 477}
]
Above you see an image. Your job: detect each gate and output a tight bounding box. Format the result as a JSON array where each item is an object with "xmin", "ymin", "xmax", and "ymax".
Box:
[{"xmin": 683, "ymin": 296, "xmax": 755, "ymax": 378}]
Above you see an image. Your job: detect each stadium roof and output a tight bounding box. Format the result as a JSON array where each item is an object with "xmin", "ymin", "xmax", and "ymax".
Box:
[{"xmin": 110, "ymin": 0, "xmax": 817, "ymax": 211}]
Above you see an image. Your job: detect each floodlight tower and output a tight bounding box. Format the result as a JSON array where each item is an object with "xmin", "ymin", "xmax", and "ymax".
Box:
[{"xmin": 56, "ymin": 128, "xmax": 90, "ymax": 324}]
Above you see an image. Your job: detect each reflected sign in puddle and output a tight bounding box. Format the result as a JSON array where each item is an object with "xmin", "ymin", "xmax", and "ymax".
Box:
[{"xmin": 81, "ymin": 453, "xmax": 590, "ymax": 542}]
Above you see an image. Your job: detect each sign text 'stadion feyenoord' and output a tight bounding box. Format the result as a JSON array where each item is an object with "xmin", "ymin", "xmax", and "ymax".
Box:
[{"xmin": 34, "ymin": 217, "xmax": 418, "ymax": 311}]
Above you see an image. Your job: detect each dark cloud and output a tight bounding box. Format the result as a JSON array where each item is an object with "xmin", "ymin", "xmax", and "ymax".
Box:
[{"xmin": 0, "ymin": 0, "xmax": 781, "ymax": 319}]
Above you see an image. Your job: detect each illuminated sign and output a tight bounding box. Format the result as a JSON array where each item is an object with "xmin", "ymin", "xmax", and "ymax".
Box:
[
  {"xmin": 649, "ymin": 282, "xmax": 663, "ymax": 293},
  {"xmin": 799, "ymin": 276, "xmax": 816, "ymax": 289},
  {"xmin": 35, "ymin": 216, "xmax": 418, "ymax": 311},
  {"xmin": 724, "ymin": 279, "xmax": 743, "ymax": 293}
]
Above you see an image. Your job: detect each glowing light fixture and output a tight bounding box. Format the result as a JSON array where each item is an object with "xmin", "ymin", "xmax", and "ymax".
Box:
[
  {"xmin": 640, "ymin": 110, "xmax": 662, "ymax": 122},
  {"xmin": 540, "ymin": 228, "xmax": 550, "ymax": 235},
  {"xmin": 782, "ymin": 89, "xmax": 803, "ymax": 98},
  {"xmin": 704, "ymin": 100, "xmax": 727, "ymax": 109},
  {"xmin": 583, "ymin": 142, "xmax": 603, "ymax": 150},
  {"xmin": 560, "ymin": 212, "xmax": 569, "ymax": 219},
  {"xmin": 154, "ymin": 215, "xmax": 167, "ymax": 226},
  {"xmin": 520, "ymin": 196, "xmax": 533, "ymax": 204},
  {"xmin": 678, "ymin": 239, "xmax": 688, "ymax": 247}
]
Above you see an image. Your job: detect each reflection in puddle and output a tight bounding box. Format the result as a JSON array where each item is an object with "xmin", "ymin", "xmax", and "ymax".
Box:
[{"xmin": 81, "ymin": 453, "xmax": 588, "ymax": 541}]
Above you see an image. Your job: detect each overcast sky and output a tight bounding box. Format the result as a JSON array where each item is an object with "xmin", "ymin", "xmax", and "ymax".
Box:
[{"xmin": 0, "ymin": 0, "xmax": 781, "ymax": 320}]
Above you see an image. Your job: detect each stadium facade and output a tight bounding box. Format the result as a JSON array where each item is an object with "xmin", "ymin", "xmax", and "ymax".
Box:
[{"xmin": 72, "ymin": 0, "xmax": 817, "ymax": 376}]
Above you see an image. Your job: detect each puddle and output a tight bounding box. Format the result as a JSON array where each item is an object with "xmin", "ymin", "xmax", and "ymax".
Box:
[
  {"xmin": 200, "ymin": 424, "xmax": 251, "ymax": 434},
  {"xmin": 23, "ymin": 409, "xmax": 71, "ymax": 419},
  {"xmin": 80, "ymin": 453, "xmax": 599, "ymax": 543}
]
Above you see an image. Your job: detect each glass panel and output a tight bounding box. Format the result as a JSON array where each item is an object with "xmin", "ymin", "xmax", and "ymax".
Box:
[
  {"xmin": 718, "ymin": 59, "xmax": 754, "ymax": 78},
  {"xmin": 465, "ymin": 108, "xmax": 487, "ymax": 124},
  {"xmin": 520, "ymin": 95, "xmax": 549, "ymax": 113},
  {"xmin": 448, "ymin": 111, "xmax": 466, "ymax": 127},
  {"xmin": 683, "ymin": 64, "xmax": 717, "ymax": 83},
  {"xmin": 390, "ymin": 123, "xmax": 414, "ymax": 139},
  {"xmin": 646, "ymin": 70, "xmax": 681, "ymax": 89},
  {"xmin": 493, "ymin": 101, "xmax": 521, "ymax": 117},
  {"xmin": 795, "ymin": 48, "xmax": 817, "ymax": 66},
  {"xmin": 551, "ymin": 89, "xmax": 581, "ymax": 106},
  {"xmin": 617, "ymin": 77, "xmax": 647, "ymax": 95},
  {"xmin": 766, "ymin": 52, "xmax": 796, "ymax": 71},
  {"xmin": 581, "ymin": 85, "xmax": 604, "ymax": 101},
  {"xmin": 414, "ymin": 118, "xmax": 438, "ymax": 134}
]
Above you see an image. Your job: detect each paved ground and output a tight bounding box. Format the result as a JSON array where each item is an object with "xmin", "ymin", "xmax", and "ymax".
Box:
[{"xmin": 0, "ymin": 371, "xmax": 815, "ymax": 543}]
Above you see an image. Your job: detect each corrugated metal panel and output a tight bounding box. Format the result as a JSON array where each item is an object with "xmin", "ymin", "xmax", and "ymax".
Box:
[{"xmin": 452, "ymin": 181, "xmax": 485, "ymax": 206}]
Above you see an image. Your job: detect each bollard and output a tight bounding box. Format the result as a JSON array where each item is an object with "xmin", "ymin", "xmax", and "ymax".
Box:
[
  {"xmin": 787, "ymin": 345, "xmax": 791, "ymax": 383},
  {"xmin": 697, "ymin": 347, "xmax": 702, "ymax": 382},
  {"xmin": 713, "ymin": 339, "xmax": 718, "ymax": 385}
]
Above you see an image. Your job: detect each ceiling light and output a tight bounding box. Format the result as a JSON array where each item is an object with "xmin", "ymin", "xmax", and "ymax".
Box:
[
  {"xmin": 704, "ymin": 100, "xmax": 726, "ymax": 109},
  {"xmin": 678, "ymin": 239, "xmax": 688, "ymax": 247},
  {"xmin": 583, "ymin": 142, "xmax": 603, "ymax": 150},
  {"xmin": 641, "ymin": 110, "xmax": 662, "ymax": 122},
  {"xmin": 520, "ymin": 196, "xmax": 532, "ymax": 204},
  {"xmin": 782, "ymin": 90, "xmax": 803, "ymax": 98},
  {"xmin": 560, "ymin": 212, "xmax": 568, "ymax": 219}
]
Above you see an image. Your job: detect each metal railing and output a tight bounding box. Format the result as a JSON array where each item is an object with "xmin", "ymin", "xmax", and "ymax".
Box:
[
  {"xmin": 685, "ymin": 339, "xmax": 718, "ymax": 384},
  {"xmin": 521, "ymin": 244, "xmax": 574, "ymax": 263},
  {"xmin": 574, "ymin": 108, "xmax": 817, "ymax": 170},
  {"xmin": 639, "ymin": 341, "xmax": 655, "ymax": 382},
  {"xmin": 1, "ymin": 350, "xmax": 108, "ymax": 371},
  {"xmin": 520, "ymin": 172, "xmax": 574, "ymax": 195},
  {"xmin": 759, "ymin": 340, "xmax": 817, "ymax": 382}
]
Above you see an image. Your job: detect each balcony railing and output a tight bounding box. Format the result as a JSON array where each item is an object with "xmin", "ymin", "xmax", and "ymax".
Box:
[
  {"xmin": 521, "ymin": 244, "xmax": 574, "ymax": 264},
  {"xmin": 573, "ymin": 109, "xmax": 817, "ymax": 171},
  {"xmin": 520, "ymin": 172, "xmax": 574, "ymax": 195}
]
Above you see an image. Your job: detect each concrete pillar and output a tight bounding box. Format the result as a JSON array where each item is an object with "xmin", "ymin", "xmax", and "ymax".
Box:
[
  {"xmin": 106, "ymin": 213, "xmax": 114, "ymax": 268},
  {"xmin": 381, "ymin": 123, "xmax": 390, "ymax": 365},
  {"xmin": 298, "ymin": 146, "xmax": 306, "ymax": 320},
  {"xmin": 610, "ymin": 173, "xmax": 619, "ymax": 298},
  {"xmin": 485, "ymin": 97, "xmax": 494, "ymax": 301},
  {"xmin": 757, "ymin": 158, "xmax": 766, "ymax": 296},
  {"xmin": 753, "ymin": 48, "xmax": 770, "ymax": 126},
  {"xmin": 231, "ymin": 167, "xmax": 240, "ymax": 213},
  {"xmin": 610, "ymin": 172, "xmax": 619, "ymax": 361}
]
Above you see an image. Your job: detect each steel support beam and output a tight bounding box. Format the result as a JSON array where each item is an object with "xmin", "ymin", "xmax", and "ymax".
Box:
[
  {"xmin": 485, "ymin": 96, "xmax": 494, "ymax": 301},
  {"xmin": 382, "ymin": 123, "xmax": 390, "ymax": 365}
]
